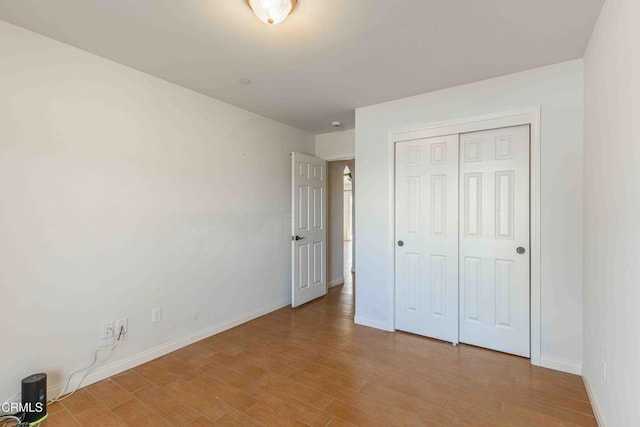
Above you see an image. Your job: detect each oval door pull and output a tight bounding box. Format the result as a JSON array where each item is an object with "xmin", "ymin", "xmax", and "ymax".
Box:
[
  {"xmin": 397, "ymin": 240, "xmax": 404, "ymax": 247},
  {"xmin": 516, "ymin": 247, "xmax": 526, "ymax": 254}
]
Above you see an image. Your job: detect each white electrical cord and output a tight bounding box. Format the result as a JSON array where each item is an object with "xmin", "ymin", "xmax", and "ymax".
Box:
[
  {"xmin": 0, "ymin": 392, "xmax": 20, "ymax": 416},
  {"xmin": 0, "ymin": 415, "xmax": 22, "ymax": 426},
  {"xmin": 0, "ymin": 392, "xmax": 21, "ymax": 427},
  {"xmin": 49, "ymin": 326, "xmax": 124, "ymax": 403},
  {"xmin": 0, "ymin": 325, "xmax": 125, "ymax": 425}
]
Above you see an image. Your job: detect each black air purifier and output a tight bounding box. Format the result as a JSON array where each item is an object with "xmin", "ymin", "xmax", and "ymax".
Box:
[{"xmin": 21, "ymin": 373, "xmax": 47, "ymax": 424}]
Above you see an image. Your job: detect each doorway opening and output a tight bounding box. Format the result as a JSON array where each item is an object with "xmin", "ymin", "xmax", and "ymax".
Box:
[
  {"xmin": 343, "ymin": 165, "xmax": 354, "ymax": 288},
  {"xmin": 327, "ymin": 160, "xmax": 355, "ymax": 299}
]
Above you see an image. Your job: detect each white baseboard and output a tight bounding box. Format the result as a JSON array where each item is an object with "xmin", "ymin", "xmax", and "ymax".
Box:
[
  {"xmin": 328, "ymin": 278, "xmax": 344, "ymax": 288},
  {"xmin": 354, "ymin": 315, "xmax": 393, "ymax": 332},
  {"xmin": 540, "ymin": 356, "xmax": 583, "ymax": 375},
  {"xmin": 583, "ymin": 373, "xmax": 606, "ymax": 426},
  {"xmin": 43, "ymin": 298, "xmax": 291, "ymax": 401}
]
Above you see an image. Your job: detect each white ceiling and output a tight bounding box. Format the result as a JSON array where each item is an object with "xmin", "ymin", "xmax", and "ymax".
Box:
[{"xmin": 0, "ymin": 0, "xmax": 603, "ymax": 134}]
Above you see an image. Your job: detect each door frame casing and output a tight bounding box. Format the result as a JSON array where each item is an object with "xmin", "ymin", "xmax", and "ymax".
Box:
[{"xmin": 388, "ymin": 106, "xmax": 542, "ymax": 367}]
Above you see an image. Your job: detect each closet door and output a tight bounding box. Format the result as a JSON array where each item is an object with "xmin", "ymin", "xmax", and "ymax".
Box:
[
  {"xmin": 395, "ymin": 135, "xmax": 459, "ymax": 343},
  {"xmin": 459, "ymin": 125, "xmax": 530, "ymax": 357}
]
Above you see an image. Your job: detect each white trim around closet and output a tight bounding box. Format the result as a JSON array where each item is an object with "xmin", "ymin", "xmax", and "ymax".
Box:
[{"xmin": 387, "ymin": 106, "xmax": 542, "ymax": 367}]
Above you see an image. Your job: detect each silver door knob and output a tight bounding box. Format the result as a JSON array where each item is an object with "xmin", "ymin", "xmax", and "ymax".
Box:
[
  {"xmin": 516, "ymin": 247, "xmax": 526, "ymax": 254},
  {"xmin": 397, "ymin": 240, "xmax": 404, "ymax": 247}
]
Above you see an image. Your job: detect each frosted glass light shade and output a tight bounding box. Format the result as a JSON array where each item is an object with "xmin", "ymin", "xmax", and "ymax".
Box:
[{"xmin": 247, "ymin": 0, "xmax": 296, "ymax": 25}]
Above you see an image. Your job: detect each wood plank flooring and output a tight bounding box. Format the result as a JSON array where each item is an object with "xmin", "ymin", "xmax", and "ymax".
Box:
[{"xmin": 44, "ymin": 280, "xmax": 595, "ymax": 426}]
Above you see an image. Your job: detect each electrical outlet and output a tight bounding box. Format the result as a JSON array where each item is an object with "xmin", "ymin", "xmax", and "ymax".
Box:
[
  {"xmin": 115, "ymin": 317, "xmax": 128, "ymax": 338},
  {"xmin": 602, "ymin": 359, "xmax": 607, "ymax": 384},
  {"xmin": 151, "ymin": 307, "xmax": 162, "ymax": 323},
  {"xmin": 101, "ymin": 321, "xmax": 114, "ymax": 339}
]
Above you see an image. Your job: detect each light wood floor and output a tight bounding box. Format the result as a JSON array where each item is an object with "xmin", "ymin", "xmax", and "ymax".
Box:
[{"xmin": 45, "ymin": 280, "xmax": 595, "ymax": 426}]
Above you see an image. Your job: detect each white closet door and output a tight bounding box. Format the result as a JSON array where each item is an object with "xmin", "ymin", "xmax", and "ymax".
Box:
[
  {"xmin": 459, "ymin": 125, "xmax": 530, "ymax": 357},
  {"xmin": 395, "ymin": 135, "xmax": 459, "ymax": 343}
]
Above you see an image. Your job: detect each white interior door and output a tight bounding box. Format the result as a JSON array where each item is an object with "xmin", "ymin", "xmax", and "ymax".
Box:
[
  {"xmin": 395, "ymin": 135, "xmax": 459, "ymax": 343},
  {"xmin": 459, "ymin": 125, "xmax": 530, "ymax": 357},
  {"xmin": 292, "ymin": 153, "xmax": 327, "ymax": 307}
]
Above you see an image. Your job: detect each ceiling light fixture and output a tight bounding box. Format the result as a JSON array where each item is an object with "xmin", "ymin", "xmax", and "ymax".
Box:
[{"xmin": 247, "ymin": 0, "xmax": 297, "ymax": 25}]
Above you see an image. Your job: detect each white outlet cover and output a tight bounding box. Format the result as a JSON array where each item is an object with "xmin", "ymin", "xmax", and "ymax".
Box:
[
  {"xmin": 115, "ymin": 318, "xmax": 128, "ymax": 336},
  {"xmin": 101, "ymin": 321, "xmax": 114, "ymax": 339},
  {"xmin": 152, "ymin": 307, "xmax": 162, "ymax": 323}
]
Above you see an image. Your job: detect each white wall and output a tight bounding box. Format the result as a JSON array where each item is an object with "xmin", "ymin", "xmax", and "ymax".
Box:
[
  {"xmin": 315, "ymin": 129, "xmax": 355, "ymax": 160},
  {"xmin": 355, "ymin": 60, "xmax": 584, "ymax": 373},
  {"xmin": 583, "ymin": 0, "xmax": 640, "ymax": 424},
  {"xmin": 0, "ymin": 20, "xmax": 314, "ymax": 401}
]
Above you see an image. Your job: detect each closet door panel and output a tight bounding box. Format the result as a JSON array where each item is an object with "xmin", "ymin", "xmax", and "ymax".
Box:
[
  {"xmin": 458, "ymin": 125, "xmax": 531, "ymax": 357},
  {"xmin": 395, "ymin": 135, "xmax": 459, "ymax": 343}
]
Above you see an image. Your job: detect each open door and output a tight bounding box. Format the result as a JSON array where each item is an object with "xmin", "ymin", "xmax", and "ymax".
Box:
[{"xmin": 292, "ymin": 153, "xmax": 327, "ymax": 307}]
